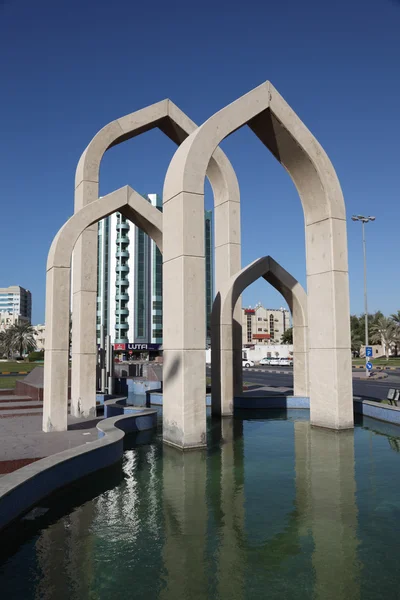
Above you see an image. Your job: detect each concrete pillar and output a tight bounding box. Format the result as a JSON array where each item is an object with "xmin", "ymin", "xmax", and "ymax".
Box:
[
  {"xmin": 214, "ymin": 194, "xmax": 242, "ymax": 398},
  {"xmin": 162, "ymin": 191, "xmax": 206, "ymax": 449},
  {"xmin": 71, "ymin": 173, "xmax": 99, "ymax": 419},
  {"xmin": 306, "ymin": 219, "xmax": 353, "ymax": 429},
  {"xmin": 43, "ymin": 266, "xmax": 70, "ymax": 432},
  {"xmin": 71, "ymin": 228, "xmax": 98, "ymax": 418}
]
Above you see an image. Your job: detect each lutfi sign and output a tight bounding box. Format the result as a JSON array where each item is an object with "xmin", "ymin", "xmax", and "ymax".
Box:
[{"xmin": 113, "ymin": 343, "xmax": 161, "ymax": 351}]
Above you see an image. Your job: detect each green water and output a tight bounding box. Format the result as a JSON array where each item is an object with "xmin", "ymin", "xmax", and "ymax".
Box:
[{"xmin": 1, "ymin": 410, "xmax": 400, "ymax": 599}]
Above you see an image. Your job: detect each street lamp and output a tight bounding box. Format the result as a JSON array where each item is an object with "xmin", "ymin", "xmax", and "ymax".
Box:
[{"xmin": 351, "ymin": 215, "xmax": 376, "ymax": 377}]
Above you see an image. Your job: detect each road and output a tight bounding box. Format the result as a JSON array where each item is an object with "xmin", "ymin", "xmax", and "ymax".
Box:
[{"xmin": 239, "ymin": 368, "xmax": 400, "ymax": 402}]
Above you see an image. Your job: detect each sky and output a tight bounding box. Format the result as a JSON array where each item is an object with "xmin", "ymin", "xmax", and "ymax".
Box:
[{"xmin": 1, "ymin": 0, "xmax": 399, "ymax": 324}]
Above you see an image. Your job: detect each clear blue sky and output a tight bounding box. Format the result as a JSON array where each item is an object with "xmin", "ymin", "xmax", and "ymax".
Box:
[{"xmin": 1, "ymin": 0, "xmax": 399, "ymax": 324}]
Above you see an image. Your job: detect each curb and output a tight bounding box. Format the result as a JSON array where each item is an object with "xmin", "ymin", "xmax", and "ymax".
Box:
[
  {"xmin": 0, "ymin": 407, "xmax": 157, "ymax": 533},
  {"xmin": 0, "ymin": 372, "xmax": 28, "ymax": 376}
]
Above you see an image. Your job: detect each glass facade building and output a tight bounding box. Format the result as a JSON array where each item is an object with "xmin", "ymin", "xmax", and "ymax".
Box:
[{"xmin": 96, "ymin": 196, "xmax": 213, "ymax": 347}]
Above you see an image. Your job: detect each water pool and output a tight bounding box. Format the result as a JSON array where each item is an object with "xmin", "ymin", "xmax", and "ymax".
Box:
[{"xmin": 1, "ymin": 410, "xmax": 400, "ymax": 599}]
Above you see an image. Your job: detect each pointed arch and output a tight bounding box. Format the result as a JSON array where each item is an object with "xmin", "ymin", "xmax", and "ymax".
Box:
[
  {"xmin": 211, "ymin": 256, "xmax": 308, "ymax": 417},
  {"xmin": 43, "ymin": 186, "xmax": 162, "ymax": 432},
  {"xmin": 72, "ymin": 100, "xmax": 242, "ymax": 424},
  {"xmin": 163, "ymin": 81, "xmax": 352, "ymax": 446}
]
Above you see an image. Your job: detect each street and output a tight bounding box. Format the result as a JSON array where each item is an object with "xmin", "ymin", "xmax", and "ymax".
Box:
[{"xmin": 239, "ymin": 368, "xmax": 400, "ymax": 402}]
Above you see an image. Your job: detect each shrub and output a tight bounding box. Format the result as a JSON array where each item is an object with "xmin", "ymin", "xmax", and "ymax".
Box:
[{"xmin": 28, "ymin": 350, "xmax": 44, "ymax": 362}]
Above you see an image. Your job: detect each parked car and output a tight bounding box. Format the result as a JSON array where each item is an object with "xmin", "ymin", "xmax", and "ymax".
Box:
[
  {"xmin": 269, "ymin": 357, "xmax": 280, "ymax": 365},
  {"xmin": 242, "ymin": 359, "xmax": 255, "ymax": 368},
  {"xmin": 259, "ymin": 357, "xmax": 273, "ymax": 366},
  {"xmin": 278, "ymin": 357, "xmax": 293, "ymax": 366}
]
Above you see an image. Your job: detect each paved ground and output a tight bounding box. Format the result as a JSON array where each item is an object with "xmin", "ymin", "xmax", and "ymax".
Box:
[{"xmin": 0, "ymin": 415, "xmax": 102, "ymax": 473}]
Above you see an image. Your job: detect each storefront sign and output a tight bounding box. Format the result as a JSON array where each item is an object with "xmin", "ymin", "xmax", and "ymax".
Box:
[{"xmin": 112, "ymin": 343, "xmax": 161, "ymax": 351}]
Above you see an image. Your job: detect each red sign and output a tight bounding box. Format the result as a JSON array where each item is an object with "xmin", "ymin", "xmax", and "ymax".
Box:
[
  {"xmin": 114, "ymin": 343, "xmax": 126, "ymax": 351},
  {"xmin": 244, "ymin": 309, "xmax": 255, "ymax": 315},
  {"xmin": 252, "ymin": 334, "xmax": 270, "ymax": 339}
]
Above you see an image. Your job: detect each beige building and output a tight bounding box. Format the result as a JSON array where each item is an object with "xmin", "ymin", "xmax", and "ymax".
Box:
[
  {"xmin": 242, "ymin": 304, "xmax": 291, "ymax": 346},
  {"xmin": 0, "ymin": 311, "xmax": 29, "ymax": 332}
]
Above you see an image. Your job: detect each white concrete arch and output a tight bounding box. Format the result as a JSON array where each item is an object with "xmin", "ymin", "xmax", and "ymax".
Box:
[
  {"xmin": 163, "ymin": 81, "xmax": 352, "ymax": 447},
  {"xmin": 72, "ymin": 100, "xmax": 242, "ymax": 422},
  {"xmin": 43, "ymin": 186, "xmax": 162, "ymax": 432},
  {"xmin": 211, "ymin": 256, "xmax": 308, "ymax": 417}
]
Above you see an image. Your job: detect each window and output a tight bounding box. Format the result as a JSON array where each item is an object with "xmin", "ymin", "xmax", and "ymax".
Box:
[
  {"xmin": 258, "ymin": 317, "xmax": 262, "ymax": 321},
  {"xmin": 269, "ymin": 314, "xmax": 275, "ymax": 340},
  {"xmin": 258, "ymin": 328, "xmax": 262, "ymax": 332}
]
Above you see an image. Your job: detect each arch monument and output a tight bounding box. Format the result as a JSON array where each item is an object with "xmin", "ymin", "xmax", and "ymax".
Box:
[{"xmin": 163, "ymin": 81, "xmax": 352, "ymax": 449}]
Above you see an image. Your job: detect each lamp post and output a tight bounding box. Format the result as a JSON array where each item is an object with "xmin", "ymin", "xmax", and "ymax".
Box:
[{"xmin": 351, "ymin": 215, "xmax": 375, "ymax": 377}]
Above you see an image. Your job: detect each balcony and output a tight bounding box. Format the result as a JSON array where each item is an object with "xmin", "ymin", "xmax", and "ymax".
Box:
[
  {"xmin": 116, "ymin": 222, "xmax": 130, "ymax": 231},
  {"xmin": 116, "ymin": 235, "xmax": 129, "ymax": 244},
  {"xmin": 116, "ymin": 276, "xmax": 128, "ymax": 285},
  {"xmin": 115, "ymin": 307, "xmax": 129, "ymax": 316},
  {"xmin": 116, "ymin": 249, "xmax": 130, "ymax": 259},
  {"xmin": 115, "ymin": 322, "xmax": 129, "ymax": 330},
  {"xmin": 116, "ymin": 264, "xmax": 129, "ymax": 273},
  {"xmin": 115, "ymin": 293, "xmax": 129, "ymax": 301}
]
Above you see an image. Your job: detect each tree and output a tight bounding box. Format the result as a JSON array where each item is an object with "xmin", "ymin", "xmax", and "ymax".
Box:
[
  {"xmin": 0, "ymin": 330, "xmax": 14, "ymax": 358},
  {"xmin": 391, "ymin": 310, "xmax": 400, "ymax": 326},
  {"xmin": 7, "ymin": 323, "xmax": 37, "ymax": 359},
  {"xmin": 370, "ymin": 317, "xmax": 399, "ymax": 359},
  {"xmin": 390, "ymin": 310, "xmax": 400, "ymax": 356},
  {"xmin": 281, "ymin": 327, "xmax": 293, "ymax": 344}
]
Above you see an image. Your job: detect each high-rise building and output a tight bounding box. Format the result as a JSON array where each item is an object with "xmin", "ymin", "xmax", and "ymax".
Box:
[
  {"xmin": 96, "ymin": 195, "xmax": 213, "ymax": 353},
  {"xmin": 204, "ymin": 210, "xmax": 213, "ymax": 346},
  {"xmin": 0, "ymin": 286, "xmax": 32, "ymax": 323},
  {"xmin": 242, "ymin": 304, "xmax": 291, "ymax": 346}
]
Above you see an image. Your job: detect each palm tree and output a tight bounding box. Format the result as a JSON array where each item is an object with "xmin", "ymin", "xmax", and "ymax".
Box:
[
  {"xmin": 8, "ymin": 323, "xmax": 37, "ymax": 359},
  {"xmin": 391, "ymin": 310, "xmax": 400, "ymax": 326},
  {"xmin": 0, "ymin": 329, "xmax": 14, "ymax": 359},
  {"xmin": 390, "ymin": 310, "xmax": 400, "ymax": 356},
  {"xmin": 370, "ymin": 317, "xmax": 398, "ymax": 359}
]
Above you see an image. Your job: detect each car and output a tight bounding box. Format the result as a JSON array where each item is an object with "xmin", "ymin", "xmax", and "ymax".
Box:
[
  {"xmin": 278, "ymin": 357, "xmax": 293, "ymax": 366},
  {"xmin": 242, "ymin": 359, "xmax": 255, "ymax": 368},
  {"xmin": 259, "ymin": 357, "xmax": 273, "ymax": 365},
  {"xmin": 269, "ymin": 357, "xmax": 280, "ymax": 365}
]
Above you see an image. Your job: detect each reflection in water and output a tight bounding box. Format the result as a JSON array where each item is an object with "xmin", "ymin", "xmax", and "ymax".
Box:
[
  {"xmin": 296, "ymin": 424, "xmax": 360, "ymax": 600},
  {"xmin": 160, "ymin": 419, "xmax": 360, "ymax": 599},
  {"xmin": 161, "ymin": 445, "xmax": 208, "ymax": 599},
  {"xmin": 6, "ymin": 415, "xmax": 400, "ymax": 599}
]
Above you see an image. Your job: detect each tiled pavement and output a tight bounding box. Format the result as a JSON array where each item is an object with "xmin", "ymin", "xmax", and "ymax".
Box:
[{"xmin": 0, "ymin": 415, "xmax": 102, "ymax": 473}]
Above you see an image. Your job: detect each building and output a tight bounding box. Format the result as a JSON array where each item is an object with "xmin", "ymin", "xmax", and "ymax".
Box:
[
  {"xmin": 0, "ymin": 311, "xmax": 30, "ymax": 332},
  {"xmin": 96, "ymin": 195, "xmax": 214, "ymax": 355},
  {"xmin": 242, "ymin": 303, "xmax": 291, "ymax": 346},
  {"xmin": 204, "ymin": 210, "xmax": 213, "ymax": 345},
  {"xmin": 0, "ymin": 286, "xmax": 32, "ymax": 322},
  {"xmin": 32, "ymin": 324, "xmax": 45, "ymax": 351}
]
